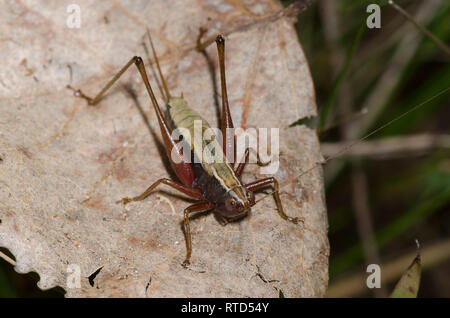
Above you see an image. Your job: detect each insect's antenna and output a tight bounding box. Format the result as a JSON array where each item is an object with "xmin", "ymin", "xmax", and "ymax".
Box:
[
  {"xmin": 319, "ymin": 107, "xmax": 368, "ymax": 136},
  {"xmin": 146, "ymin": 28, "xmax": 171, "ymax": 103},
  {"xmin": 320, "ymin": 86, "xmax": 450, "ymax": 165},
  {"xmin": 251, "ymin": 86, "xmax": 450, "ymax": 203}
]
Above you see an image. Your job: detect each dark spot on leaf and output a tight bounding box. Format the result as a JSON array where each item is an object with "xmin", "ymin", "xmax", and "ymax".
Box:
[
  {"xmin": 255, "ymin": 265, "xmax": 279, "ymax": 284},
  {"xmin": 88, "ymin": 266, "xmax": 103, "ymax": 287},
  {"xmin": 145, "ymin": 276, "xmax": 152, "ymax": 292}
]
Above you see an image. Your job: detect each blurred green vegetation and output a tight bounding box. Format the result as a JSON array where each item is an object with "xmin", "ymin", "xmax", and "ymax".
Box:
[
  {"xmin": 1, "ymin": 0, "xmax": 448, "ymax": 297},
  {"xmin": 286, "ymin": 0, "xmax": 449, "ymax": 296},
  {"xmin": 0, "ymin": 248, "xmax": 64, "ymax": 297}
]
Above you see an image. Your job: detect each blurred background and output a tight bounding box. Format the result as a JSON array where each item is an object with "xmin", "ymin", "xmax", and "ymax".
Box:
[
  {"xmin": 290, "ymin": 0, "xmax": 450, "ymax": 297},
  {"xmin": 0, "ymin": 0, "xmax": 449, "ymax": 297}
]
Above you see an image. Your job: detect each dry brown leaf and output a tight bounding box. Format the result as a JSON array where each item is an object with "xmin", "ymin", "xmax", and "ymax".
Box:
[{"xmin": 0, "ymin": 0, "xmax": 328, "ymax": 297}]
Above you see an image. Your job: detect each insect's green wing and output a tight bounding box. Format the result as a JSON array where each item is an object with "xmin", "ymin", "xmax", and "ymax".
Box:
[{"xmin": 168, "ymin": 97, "xmax": 242, "ymax": 191}]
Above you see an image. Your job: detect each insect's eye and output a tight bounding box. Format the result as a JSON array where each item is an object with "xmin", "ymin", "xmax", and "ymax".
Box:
[{"xmin": 225, "ymin": 197, "xmax": 237, "ymax": 211}]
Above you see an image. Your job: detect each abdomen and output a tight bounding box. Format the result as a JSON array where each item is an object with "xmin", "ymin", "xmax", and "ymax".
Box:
[{"xmin": 168, "ymin": 97, "xmax": 242, "ymax": 191}]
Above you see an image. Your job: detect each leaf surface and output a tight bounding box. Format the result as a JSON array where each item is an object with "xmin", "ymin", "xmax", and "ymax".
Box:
[{"xmin": 0, "ymin": 0, "xmax": 327, "ymax": 297}]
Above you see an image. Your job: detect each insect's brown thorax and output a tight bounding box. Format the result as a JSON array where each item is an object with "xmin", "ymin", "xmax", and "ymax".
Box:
[{"xmin": 193, "ymin": 163, "xmax": 254, "ymax": 219}]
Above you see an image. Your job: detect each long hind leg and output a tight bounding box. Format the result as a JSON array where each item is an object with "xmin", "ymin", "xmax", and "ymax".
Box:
[
  {"xmin": 117, "ymin": 178, "xmax": 202, "ymax": 204},
  {"xmin": 235, "ymin": 148, "xmax": 272, "ymax": 177},
  {"xmin": 67, "ymin": 57, "xmax": 137, "ymax": 106},
  {"xmin": 216, "ymin": 35, "xmax": 236, "ymax": 164},
  {"xmin": 70, "ymin": 55, "xmax": 196, "ymax": 187}
]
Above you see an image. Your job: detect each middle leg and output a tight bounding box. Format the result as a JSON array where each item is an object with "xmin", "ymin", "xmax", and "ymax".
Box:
[
  {"xmin": 246, "ymin": 177, "xmax": 301, "ymax": 224},
  {"xmin": 216, "ymin": 35, "xmax": 235, "ymax": 164},
  {"xmin": 70, "ymin": 55, "xmax": 196, "ymax": 187},
  {"xmin": 117, "ymin": 178, "xmax": 203, "ymax": 205},
  {"xmin": 235, "ymin": 148, "xmax": 271, "ymax": 177},
  {"xmin": 183, "ymin": 201, "xmax": 215, "ymax": 267}
]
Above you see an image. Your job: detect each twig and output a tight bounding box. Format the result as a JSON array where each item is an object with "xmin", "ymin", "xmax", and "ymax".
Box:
[
  {"xmin": 320, "ymin": 0, "xmax": 385, "ymax": 297},
  {"xmin": 354, "ymin": 0, "xmax": 443, "ymax": 137},
  {"xmin": 351, "ymin": 165, "xmax": 385, "ymax": 297},
  {"xmin": 353, "ymin": 11, "xmax": 418, "ymax": 70},
  {"xmin": 322, "ymin": 1, "xmax": 441, "ymax": 183},
  {"xmin": 323, "ymin": 87, "xmax": 450, "ymax": 164},
  {"xmin": 322, "ymin": 134, "xmax": 450, "ymax": 159},
  {"xmin": 389, "ymin": 0, "xmax": 450, "ymax": 55},
  {"xmin": 319, "ymin": 0, "xmax": 355, "ymax": 128},
  {"xmin": 0, "ymin": 250, "xmax": 16, "ymax": 266}
]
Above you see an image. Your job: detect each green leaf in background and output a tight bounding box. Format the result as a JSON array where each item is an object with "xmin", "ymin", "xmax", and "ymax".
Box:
[
  {"xmin": 391, "ymin": 240, "xmax": 421, "ymax": 298},
  {"xmin": 289, "ymin": 115, "xmax": 318, "ymax": 129},
  {"xmin": 0, "ymin": 264, "xmax": 16, "ymax": 297}
]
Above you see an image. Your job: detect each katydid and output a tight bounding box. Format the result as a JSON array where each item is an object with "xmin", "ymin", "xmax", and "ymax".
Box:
[{"xmin": 69, "ymin": 33, "xmax": 299, "ymax": 267}]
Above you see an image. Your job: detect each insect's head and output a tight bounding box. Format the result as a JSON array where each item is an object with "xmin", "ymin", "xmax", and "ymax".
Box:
[{"xmin": 216, "ymin": 186, "xmax": 255, "ymax": 220}]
